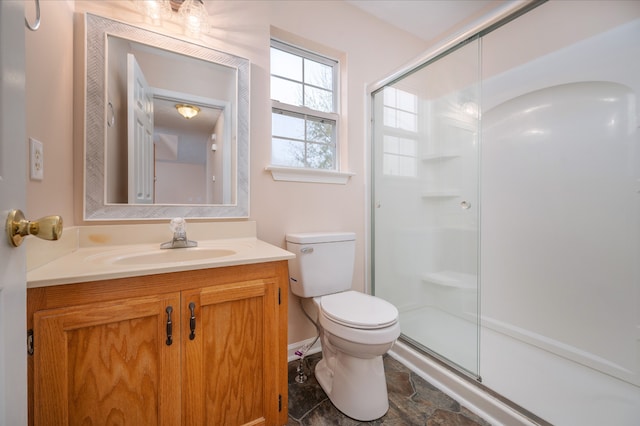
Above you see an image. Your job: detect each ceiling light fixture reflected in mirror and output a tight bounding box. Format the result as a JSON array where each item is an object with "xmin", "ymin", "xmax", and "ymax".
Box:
[{"xmin": 175, "ymin": 104, "xmax": 201, "ymax": 119}]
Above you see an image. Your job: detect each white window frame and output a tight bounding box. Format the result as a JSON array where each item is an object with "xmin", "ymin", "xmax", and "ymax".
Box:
[{"xmin": 267, "ymin": 38, "xmax": 353, "ymax": 184}]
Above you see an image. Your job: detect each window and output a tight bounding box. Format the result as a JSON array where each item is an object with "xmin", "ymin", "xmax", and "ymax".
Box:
[
  {"xmin": 381, "ymin": 87, "xmax": 418, "ymax": 177},
  {"xmin": 270, "ymin": 39, "xmax": 339, "ymax": 171}
]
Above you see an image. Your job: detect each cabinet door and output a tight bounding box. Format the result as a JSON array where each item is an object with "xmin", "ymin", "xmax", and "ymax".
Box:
[
  {"xmin": 32, "ymin": 294, "xmax": 181, "ymax": 426},
  {"xmin": 182, "ymin": 279, "xmax": 280, "ymax": 426}
]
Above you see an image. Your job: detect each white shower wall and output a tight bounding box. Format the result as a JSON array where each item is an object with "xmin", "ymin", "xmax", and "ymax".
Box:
[
  {"xmin": 483, "ymin": 80, "xmax": 638, "ymax": 381},
  {"xmin": 479, "ymin": 3, "xmax": 640, "ymax": 424}
]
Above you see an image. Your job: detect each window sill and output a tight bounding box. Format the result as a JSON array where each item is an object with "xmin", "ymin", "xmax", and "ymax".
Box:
[{"xmin": 265, "ymin": 165, "xmax": 355, "ymax": 184}]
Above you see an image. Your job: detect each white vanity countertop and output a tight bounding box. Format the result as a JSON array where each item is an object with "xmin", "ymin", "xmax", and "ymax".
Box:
[{"xmin": 26, "ymin": 222, "xmax": 295, "ymax": 288}]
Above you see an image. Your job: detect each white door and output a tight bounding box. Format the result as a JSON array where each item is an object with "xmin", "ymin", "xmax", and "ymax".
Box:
[
  {"xmin": 0, "ymin": 1, "xmax": 28, "ymax": 424},
  {"xmin": 127, "ymin": 53, "xmax": 155, "ymax": 204}
]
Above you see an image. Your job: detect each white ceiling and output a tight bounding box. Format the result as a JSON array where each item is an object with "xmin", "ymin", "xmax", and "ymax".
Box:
[{"xmin": 346, "ymin": 0, "xmax": 508, "ymax": 43}]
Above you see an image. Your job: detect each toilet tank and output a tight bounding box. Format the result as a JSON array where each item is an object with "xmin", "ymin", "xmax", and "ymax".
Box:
[{"xmin": 285, "ymin": 232, "xmax": 356, "ymax": 297}]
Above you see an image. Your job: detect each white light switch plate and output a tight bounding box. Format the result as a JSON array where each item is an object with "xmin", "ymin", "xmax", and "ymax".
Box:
[{"xmin": 30, "ymin": 137, "xmax": 44, "ymax": 181}]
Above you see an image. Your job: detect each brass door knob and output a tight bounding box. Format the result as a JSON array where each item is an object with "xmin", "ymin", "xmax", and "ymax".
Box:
[{"xmin": 5, "ymin": 209, "xmax": 63, "ymax": 247}]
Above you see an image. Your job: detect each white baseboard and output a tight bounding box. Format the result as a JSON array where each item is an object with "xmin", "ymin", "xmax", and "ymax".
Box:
[
  {"xmin": 389, "ymin": 341, "xmax": 539, "ymax": 426},
  {"xmin": 287, "ymin": 337, "xmax": 322, "ymax": 362}
]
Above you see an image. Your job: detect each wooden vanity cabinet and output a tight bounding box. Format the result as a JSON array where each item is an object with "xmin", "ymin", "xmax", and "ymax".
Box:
[
  {"xmin": 31, "ymin": 293, "xmax": 182, "ymax": 425},
  {"xmin": 27, "ymin": 261, "xmax": 289, "ymax": 426}
]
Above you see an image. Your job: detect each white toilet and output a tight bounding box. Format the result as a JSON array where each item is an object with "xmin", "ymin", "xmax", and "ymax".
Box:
[{"xmin": 286, "ymin": 232, "xmax": 400, "ymax": 421}]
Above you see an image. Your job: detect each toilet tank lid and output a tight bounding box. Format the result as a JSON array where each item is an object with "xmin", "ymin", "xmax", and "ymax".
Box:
[{"xmin": 286, "ymin": 232, "xmax": 355, "ymax": 244}]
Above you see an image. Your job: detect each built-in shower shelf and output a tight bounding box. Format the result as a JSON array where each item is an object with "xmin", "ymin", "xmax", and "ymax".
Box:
[
  {"xmin": 422, "ymin": 152, "xmax": 461, "ymax": 162},
  {"xmin": 422, "ymin": 271, "xmax": 477, "ymax": 289},
  {"xmin": 422, "ymin": 191, "xmax": 459, "ymax": 198}
]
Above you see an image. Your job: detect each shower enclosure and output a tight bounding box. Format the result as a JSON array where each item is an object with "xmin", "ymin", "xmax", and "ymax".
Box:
[
  {"xmin": 371, "ymin": 37, "xmax": 481, "ymax": 377},
  {"xmin": 371, "ymin": 2, "xmax": 640, "ymax": 423}
]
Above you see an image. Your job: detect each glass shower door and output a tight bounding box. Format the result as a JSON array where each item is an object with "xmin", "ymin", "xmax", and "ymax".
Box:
[{"xmin": 372, "ymin": 38, "xmax": 480, "ymax": 376}]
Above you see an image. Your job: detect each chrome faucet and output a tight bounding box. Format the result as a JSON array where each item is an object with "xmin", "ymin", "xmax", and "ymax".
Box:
[{"xmin": 161, "ymin": 217, "xmax": 197, "ymax": 249}]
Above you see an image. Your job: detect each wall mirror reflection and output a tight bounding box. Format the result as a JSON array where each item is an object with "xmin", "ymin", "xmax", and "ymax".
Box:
[
  {"xmin": 107, "ymin": 35, "xmax": 235, "ymax": 206},
  {"xmin": 82, "ymin": 14, "xmax": 249, "ymax": 220}
]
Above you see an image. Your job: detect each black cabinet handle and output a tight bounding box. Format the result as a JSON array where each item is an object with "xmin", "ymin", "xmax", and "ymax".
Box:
[
  {"xmin": 189, "ymin": 302, "xmax": 196, "ymax": 340},
  {"xmin": 165, "ymin": 306, "xmax": 173, "ymax": 346}
]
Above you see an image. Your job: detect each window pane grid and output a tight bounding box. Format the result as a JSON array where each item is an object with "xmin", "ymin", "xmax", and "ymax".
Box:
[
  {"xmin": 383, "ymin": 87, "xmax": 418, "ymax": 131},
  {"xmin": 272, "ymin": 109, "xmax": 336, "ymax": 170},
  {"xmin": 271, "ymin": 58, "xmax": 335, "ymax": 113},
  {"xmin": 381, "ymin": 87, "xmax": 419, "ymax": 177},
  {"xmin": 271, "ymin": 38, "xmax": 339, "ymax": 171}
]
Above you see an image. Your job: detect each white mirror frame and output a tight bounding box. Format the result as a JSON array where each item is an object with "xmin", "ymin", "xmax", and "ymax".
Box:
[{"xmin": 82, "ymin": 13, "xmax": 249, "ymax": 220}]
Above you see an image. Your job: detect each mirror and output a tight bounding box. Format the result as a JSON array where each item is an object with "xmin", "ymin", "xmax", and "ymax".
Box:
[{"xmin": 82, "ymin": 14, "xmax": 249, "ymax": 220}]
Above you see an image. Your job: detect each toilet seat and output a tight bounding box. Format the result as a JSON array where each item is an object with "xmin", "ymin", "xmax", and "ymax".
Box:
[
  {"xmin": 320, "ymin": 291, "xmax": 398, "ymax": 329},
  {"xmin": 318, "ymin": 308, "xmax": 401, "ymax": 347}
]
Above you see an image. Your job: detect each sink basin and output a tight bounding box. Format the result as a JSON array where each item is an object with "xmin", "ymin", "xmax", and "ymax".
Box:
[{"xmin": 89, "ymin": 247, "xmax": 237, "ymax": 266}]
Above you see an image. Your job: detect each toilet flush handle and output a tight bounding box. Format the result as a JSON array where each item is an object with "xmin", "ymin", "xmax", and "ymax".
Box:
[{"xmin": 301, "ymin": 247, "xmax": 314, "ymax": 254}]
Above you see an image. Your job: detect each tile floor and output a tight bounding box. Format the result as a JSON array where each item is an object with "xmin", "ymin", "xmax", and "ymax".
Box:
[{"xmin": 287, "ymin": 352, "xmax": 491, "ymax": 425}]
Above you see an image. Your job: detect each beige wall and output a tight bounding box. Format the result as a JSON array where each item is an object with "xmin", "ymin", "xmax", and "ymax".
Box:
[
  {"xmin": 25, "ymin": 0, "xmax": 75, "ymax": 225},
  {"xmin": 25, "ymin": 0, "xmax": 427, "ymax": 345}
]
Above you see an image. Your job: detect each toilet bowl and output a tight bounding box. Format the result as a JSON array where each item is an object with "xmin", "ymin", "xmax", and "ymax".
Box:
[
  {"xmin": 314, "ymin": 292, "xmax": 400, "ymax": 420},
  {"xmin": 286, "ymin": 232, "xmax": 400, "ymax": 421}
]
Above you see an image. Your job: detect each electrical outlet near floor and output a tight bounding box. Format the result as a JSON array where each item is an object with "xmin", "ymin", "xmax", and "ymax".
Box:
[{"xmin": 30, "ymin": 137, "xmax": 44, "ymax": 181}]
